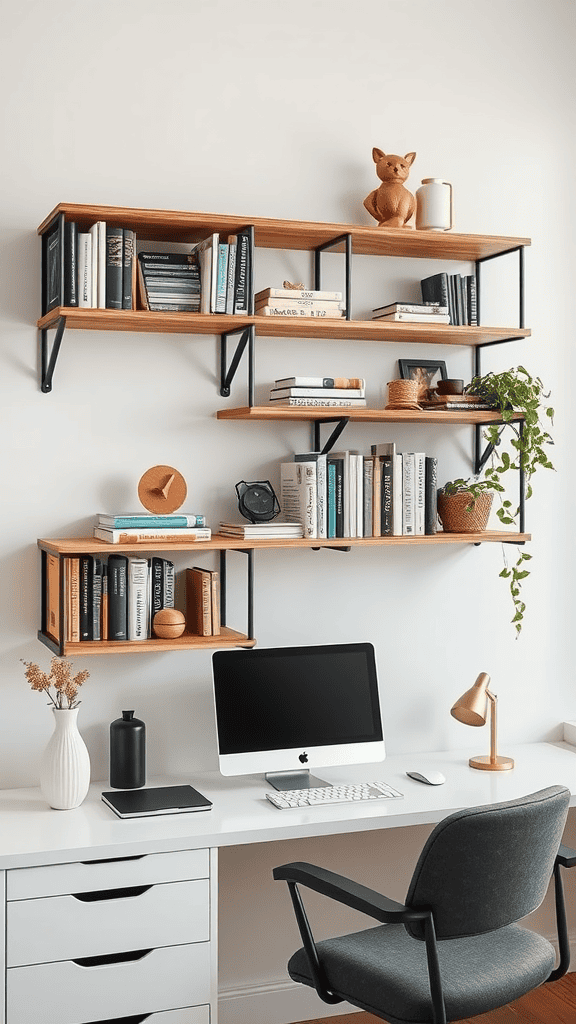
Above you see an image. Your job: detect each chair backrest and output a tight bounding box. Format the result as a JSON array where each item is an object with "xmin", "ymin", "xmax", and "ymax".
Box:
[{"xmin": 405, "ymin": 785, "xmax": 570, "ymax": 940}]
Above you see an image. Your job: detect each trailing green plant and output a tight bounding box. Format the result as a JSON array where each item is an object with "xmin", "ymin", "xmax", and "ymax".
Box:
[{"xmin": 440, "ymin": 366, "xmax": 554, "ymax": 635}]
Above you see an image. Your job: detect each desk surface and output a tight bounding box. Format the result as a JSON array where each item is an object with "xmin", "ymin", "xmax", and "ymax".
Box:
[{"xmin": 1, "ymin": 742, "xmax": 575, "ymax": 870}]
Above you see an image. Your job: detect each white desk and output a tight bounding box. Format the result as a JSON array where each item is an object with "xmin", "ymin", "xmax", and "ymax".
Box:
[{"xmin": 1, "ymin": 741, "xmax": 575, "ymax": 1024}]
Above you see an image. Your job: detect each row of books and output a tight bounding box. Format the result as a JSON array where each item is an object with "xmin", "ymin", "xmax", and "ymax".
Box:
[
  {"xmin": 185, "ymin": 567, "xmax": 221, "ymax": 637},
  {"xmin": 137, "ymin": 252, "xmax": 201, "ymax": 313},
  {"xmin": 268, "ymin": 374, "xmax": 366, "ymax": 408},
  {"xmin": 192, "ymin": 231, "xmax": 251, "ymax": 314},
  {"xmin": 279, "ymin": 445, "xmax": 438, "ymax": 539},
  {"xmin": 45, "ymin": 220, "xmax": 137, "ymax": 312},
  {"xmin": 45, "ymin": 553, "xmax": 175, "ymax": 644},
  {"xmin": 255, "ymin": 287, "xmax": 345, "ymax": 319},
  {"xmin": 421, "ymin": 272, "xmax": 478, "ymax": 326},
  {"xmin": 93, "ymin": 512, "xmax": 210, "ymax": 545},
  {"xmin": 371, "ymin": 301, "xmax": 449, "ymax": 323}
]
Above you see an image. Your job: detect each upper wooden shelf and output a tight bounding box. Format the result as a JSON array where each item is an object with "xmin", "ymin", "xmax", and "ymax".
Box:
[
  {"xmin": 37, "ymin": 307, "xmax": 530, "ymax": 349},
  {"xmin": 216, "ymin": 406, "xmax": 524, "ymax": 425},
  {"xmin": 38, "ymin": 203, "xmax": 530, "ymax": 261}
]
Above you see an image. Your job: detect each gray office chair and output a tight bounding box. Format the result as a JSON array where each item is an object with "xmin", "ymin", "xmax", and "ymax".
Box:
[{"xmin": 274, "ymin": 786, "xmax": 576, "ymax": 1024}]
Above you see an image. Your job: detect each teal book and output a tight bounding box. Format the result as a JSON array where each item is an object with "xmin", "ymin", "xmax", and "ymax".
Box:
[
  {"xmin": 327, "ymin": 461, "xmax": 336, "ymax": 538},
  {"xmin": 97, "ymin": 514, "xmax": 207, "ymax": 528}
]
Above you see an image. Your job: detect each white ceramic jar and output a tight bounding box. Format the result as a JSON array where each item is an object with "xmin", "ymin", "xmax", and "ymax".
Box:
[{"xmin": 415, "ymin": 179, "xmax": 453, "ymax": 231}]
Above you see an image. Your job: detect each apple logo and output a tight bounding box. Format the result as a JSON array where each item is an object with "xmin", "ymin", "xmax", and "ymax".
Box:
[{"xmin": 299, "ymin": 752, "xmax": 308, "ymax": 763}]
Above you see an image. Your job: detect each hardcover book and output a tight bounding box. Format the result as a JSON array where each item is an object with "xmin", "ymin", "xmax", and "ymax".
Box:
[
  {"xmin": 108, "ymin": 554, "xmax": 128, "ymax": 641},
  {"xmin": 63, "ymin": 221, "xmax": 78, "ymax": 306},
  {"xmin": 185, "ymin": 567, "xmax": 212, "ymax": 636},
  {"xmin": 105, "ymin": 226, "xmax": 124, "ymax": 310},
  {"xmin": 101, "ymin": 785, "xmax": 212, "ymax": 818}
]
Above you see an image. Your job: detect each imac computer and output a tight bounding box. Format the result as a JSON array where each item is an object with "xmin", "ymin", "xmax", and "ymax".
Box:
[{"xmin": 211, "ymin": 642, "xmax": 385, "ymax": 791}]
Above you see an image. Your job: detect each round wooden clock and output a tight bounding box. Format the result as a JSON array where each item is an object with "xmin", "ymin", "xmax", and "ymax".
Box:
[{"xmin": 137, "ymin": 465, "xmax": 188, "ymax": 515}]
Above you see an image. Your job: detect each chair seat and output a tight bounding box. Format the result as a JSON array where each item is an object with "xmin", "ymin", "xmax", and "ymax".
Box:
[{"xmin": 288, "ymin": 922, "xmax": 556, "ymax": 1024}]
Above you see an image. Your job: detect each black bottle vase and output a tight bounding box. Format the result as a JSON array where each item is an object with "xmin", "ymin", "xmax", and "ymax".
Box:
[{"xmin": 109, "ymin": 710, "xmax": 146, "ymax": 789}]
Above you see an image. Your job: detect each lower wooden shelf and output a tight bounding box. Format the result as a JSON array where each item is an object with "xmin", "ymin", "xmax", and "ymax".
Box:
[{"xmin": 37, "ymin": 626, "xmax": 256, "ymax": 656}]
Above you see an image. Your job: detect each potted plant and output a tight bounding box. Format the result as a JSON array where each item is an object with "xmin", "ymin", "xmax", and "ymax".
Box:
[{"xmin": 437, "ymin": 365, "xmax": 554, "ymax": 634}]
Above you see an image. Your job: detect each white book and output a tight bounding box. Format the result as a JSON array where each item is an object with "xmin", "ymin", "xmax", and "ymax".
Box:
[
  {"xmin": 280, "ymin": 462, "xmax": 317, "ymax": 538},
  {"xmin": 255, "ymin": 287, "xmax": 343, "ymax": 301},
  {"xmin": 270, "ymin": 387, "xmax": 365, "ymax": 400},
  {"xmin": 275, "ymin": 376, "xmax": 365, "ymax": 390},
  {"xmin": 128, "ymin": 557, "xmax": 149, "ymax": 641},
  {"xmin": 94, "ymin": 526, "xmax": 211, "ymax": 543},
  {"xmin": 269, "ymin": 398, "xmax": 366, "ymax": 407},
  {"xmin": 402, "ymin": 453, "xmax": 416, "ymax": 535},
  {"xmin": 97, "ymin": 221, "xmax": 106, "ymax": 307},
  {"xmin": 192, "ymin": 233, "xmax": 219, "ymax": 314},
  {"xmin": 363, "ymin": 457, "xmax": 374, "ymax": 537},
  {"xmin": 257, "ymin": 305, "xmax": 345, "ymax": 318},
  {"xmin": 372, "ymin": 311, "xmax": 450, "ymax": 323},
  {"xmin": 355, "ymin": 455, "xmax": 364, "ymax": 538},
  {"xmin": 89, "ymin": 223, "xmax": 98, "ymax": 307},
  {"xmin": 78, "ymin": 233, "xmax": 92, "ymax": 307},
  {"xmin": 295, "ymin": 453, "xmax": 327, "ymax": 539},
  {"xmin": 393, "ymin": 453, "xmax": 403, "ymax": 536},
  {"xmin": 255, "ymin": 297, "xmax": 345, "ymax": 311},
  {"xmin": 414, "ymin": 453, "xmax": 426, "ymax": 535},
  {"xmin": 215, "ymin": 242, "xmax": 229, "ymax": 313}
]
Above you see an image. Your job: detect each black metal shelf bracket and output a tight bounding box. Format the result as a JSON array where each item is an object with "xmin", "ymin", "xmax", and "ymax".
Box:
[
  {"xmin": 314, "ymin": 233, "xmax": 352, "ymax": 319},
  {"xmin": 220, "ymin": 324, "xmax": 255, "ymax": 404},
  {"xmin": 312, "ymin": 417, "xmax": 350, "ymax": 454},
  {"xmin": 219, "ymin": 548, "xmax": 255, "ymax": 642},
  {"xmin": 41, "ymin": 316, "xmax": 67, "ymax": 393}
]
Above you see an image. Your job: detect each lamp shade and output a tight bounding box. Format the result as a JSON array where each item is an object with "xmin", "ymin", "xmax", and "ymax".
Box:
[{"xmin": 450, "ymin": 672, "xmax": 490, "ymax": 727}]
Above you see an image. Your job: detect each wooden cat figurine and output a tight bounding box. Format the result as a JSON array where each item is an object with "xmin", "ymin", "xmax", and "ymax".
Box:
[{"xmin": 364, "ymin": 149, "xmax": 416, "ymax": 228}]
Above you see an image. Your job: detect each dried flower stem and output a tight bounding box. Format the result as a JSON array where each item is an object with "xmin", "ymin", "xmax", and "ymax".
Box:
[{"xmin": 21, "ymin": 658, "xmax": 89, "ymax": 709}]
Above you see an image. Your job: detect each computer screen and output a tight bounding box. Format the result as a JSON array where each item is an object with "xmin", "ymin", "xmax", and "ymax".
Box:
[{"xmin": 212, "ymin": 642, "xmax": 385, "ymax": 788}]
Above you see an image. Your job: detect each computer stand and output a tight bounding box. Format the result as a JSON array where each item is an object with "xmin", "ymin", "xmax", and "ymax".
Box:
[{"xmin": 265, "ymin": 770, "xmax": 330, "ymax": 791}]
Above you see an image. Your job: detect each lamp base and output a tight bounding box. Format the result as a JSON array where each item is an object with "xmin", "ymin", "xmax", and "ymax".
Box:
[{"xmin": 469, "ymin": 754, "xmax": 514, "ymax": 771}]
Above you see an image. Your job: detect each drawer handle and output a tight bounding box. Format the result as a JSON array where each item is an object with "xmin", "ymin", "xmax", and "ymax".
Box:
[
  {"xmin": 72, "ymin": 885, "xmax": 152, "ymax": 902},
  {"xmin": 84, "ymin": 1016, "xmax": 152, "ymax": 1024},
  {"xmin": 81, "ymin": 855, "xmax": 145, "ymax": 864},
  {"xmin": 73, "ymin": 948, "xmax": 153, "ymax": 967}
]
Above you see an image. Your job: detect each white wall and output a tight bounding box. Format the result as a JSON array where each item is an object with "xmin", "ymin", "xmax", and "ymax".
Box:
[{"xmin": 1, "ymin": 1, "xmax": 575, "ymax": 1020}]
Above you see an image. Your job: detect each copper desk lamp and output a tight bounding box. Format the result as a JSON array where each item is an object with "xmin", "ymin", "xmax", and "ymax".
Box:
[{"xmin": 451, "ymin": 672, "xmax": 514, "ymax": 771}]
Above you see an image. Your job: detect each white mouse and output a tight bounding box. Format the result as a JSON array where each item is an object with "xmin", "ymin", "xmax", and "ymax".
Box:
[{"xmin": 406, "ymin": 769, "xmax": 446, "ymax": 786}]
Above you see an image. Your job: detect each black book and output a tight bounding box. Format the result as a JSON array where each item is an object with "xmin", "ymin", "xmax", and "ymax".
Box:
[
  {"xmin": 138, "ymin": 252, "xmax": 198, "ymax": 267},
  {"xmin": 151, "ymin": 556, "xmax": 163, "ymax": 617},
  {"xmin": 108, "ymin": 554, "xmax": 128, "ymax": 640},
  {"xmin": 327, "ymin": 456, "xmax": 344, "ymax": 537},
  {"xmin": 425, "ymin": 457, "xmax": 438, "ymax": 535},
  {"xmin": 105, "ymin": 226, "xmax": 124, "ymax": 310},
  {"xmin": 380, "ymin": 457, "xmax": 393, "ymax": 535},
  {"xmin": 421, "ymin": 272, "xmax": 454, "ymax": 324},
  {"xmin": 101, "ymin": 785, "xmax": 212, "ymax": 818},
  {"xmin": 233, "ymin": 231, "xmax": 250, "ymax": 314},
  {"xmin": 92, "ymin": 557, "xmax": 103, "ymax": 641},
  {"xmin": 64, "ymin": 222, "xmax": 79, "ymax": 306},
  {"xmin": 79, "ymin": 555, "xmax": 94, "ymax": 641},
  {"xmin": 44, "ymin": 222, "xmax": 63, "ymax": 313},
  {"xmin": 467, "ymin": 274, "xmax": 478, "ymax": 326},
  {"xmin": 122, "ymin": 229, "xmax": 135, "ymax": 310}
]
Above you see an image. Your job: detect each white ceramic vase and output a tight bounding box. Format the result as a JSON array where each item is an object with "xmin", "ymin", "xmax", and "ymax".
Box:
[{"xmin": 40, "ymin": 707, "xmax": 91, "ymax": 810}]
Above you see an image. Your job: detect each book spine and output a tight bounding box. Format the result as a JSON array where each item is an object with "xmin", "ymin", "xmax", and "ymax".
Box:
[
  {"xmin": 185, "ymin": 568, "xmax": 211, "ymax": 636},
  {"xmin": 68, "ymin": 557, "xmax": 80, "ymax": 642},
  {"xmin": 97, "ymin": 221, "xmax": 107, "ymax": 308},
  {"xmin": 92, "ymin": 557, "xmax": 102, "ymax": 641},
  {"xmin": 234, "ymin": 233, "xmax": 249, "ymax": 314},
  {"xmin": 45, "ymin": 224, "xmax": 63, "ymax": 312},
  {"xmin": 270, "ymin": 398, "xmax": 366, "ymax": 407},
  {"xmin": 210, "ymin": 571, "xmax": 221, "ymax": 635},
  {"xmin": 101, "ymin": 562, "xmax": 108, "ymax": 641},
  {"xmin": 151, "ymin": 556, "xmax": 163, "ymax": 616},
  {"xmin": 414, "ymin": 453, "xmax": 426, "ymax": 535},
  {"xmin": 275, "ymin": 377, "xmax": 365, "ymax": 389},
  {"xmin": 257, "ymin": 305, "xmax": 344, "ymax": 318},
  {"xmin": 93, "ymin": 528, "xmax": 211, "ymax": 543},
  {"xmin": 380, "ymin": 457, "xmax": 393, "ymax": 535},
  {"xmin": 63, "ymin": 222, "xmax": 78, "ymax": 306},
  {"xmin": 425, "ymin": 457, "xmax": 438, "ymax": 535},
  {"xmin": 105, "ymin": 226, "xmax": 124, "ymax": 310},
  {"xmin": 402, "ymin": 454, "xmax": 415, "ymax": 535},
  {"xmin": 128, "ymin": 558, "xmax": 149, "ymax": 641},
  {"xmin": 215, "ymin": 243, "xmax": 229, "ymax": 313},
  {"xmin": 299, "ymin": 463, "xmax": 318, "ymax": 538},
  {"xmin": 393, "ymin": 453, "xmax": 403, "ymax": 535},
  {"xmin": 225, "ymin": 240, "xmax": 237, "ymax": 314},
  {"xmin": 355, "ymin": 455, "xmax": 364, "ymax": 538},
  {"xmin": 163, "ymin": 561, "xmax": 175, "ymax": 608},
  {"xmin": 78, "ymin": 234, "xmax": 92, "ymax": 307},
  {"xmin": 99, "ymin": 515, "xmax": 207, "ymax": 528},
  {"xmin": 255, "ymin": 297, "xmax": 345, "ymax": 311},
  {"xmin": 467, "ymin": 274, "xmax": 478, "ymax": 326},
  {"xmin": 371, "ymin": 455, "xmax": 381, "ymax": 538},
  {"xmin": 79, "ymin": 555, "xmax": 93, "ymax": 641},
  {"xmin": 108, "ymin": 555, "xmax": 128, "ymax": 640},
  {"xmin": 373, "ymin": 312, "xmax": 450, "ymax": 322},
  {"xmin": 256, "ymin": 288, "xmax": 343, "ymax": 301},
  {"xmin": 122, "ymin": 229, "xmax": 135, "ymax": 309},
  {"xmin": 363, "ymin": 457, "xmax": 374, "ymax": 537},
  {"xmin": 271, "ymin": 387, "xmax": 365, "ymax": 399},
  {"xmin": 45, "ymin": 553, "xmax": 61, "ymax": 643},
  {"xmin": 327, "ymin": 461, "xmax": 336, "ymax": 539},
  {"xmin": 421, "ymin": 272, "xmax": 452, "ymax": 322}
]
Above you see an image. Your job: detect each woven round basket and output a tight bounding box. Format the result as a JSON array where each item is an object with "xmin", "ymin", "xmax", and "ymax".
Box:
[
  {"xmin": 437, "ymin": 490, "xmax": 493, "ymax": 533},
  {"xmin": 386, "ymin": 379, "xmax": 421, "ymax": 410}
]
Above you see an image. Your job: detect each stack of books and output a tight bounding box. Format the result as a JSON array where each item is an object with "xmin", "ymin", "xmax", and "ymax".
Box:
[
  {"xmin": 44, "ymin": 219, "xmax": 136, "ymax": 312},
  {"xmin": 269, "ymin": 375, "xmax": 366, "ymax": 408},
  {"xmin": 255, "ymin": 287, "xmax": 345, "ymax": 319},
  {"xmin": 219, "ymin": 521, "xmax": 304, "ymax": 539},
  {"xmin": 45, "ymin": 552, "xmax": 178, "ymax": 644},
  {"xmin": 279, "ymin": 445, "xmax": 438, "ymax": 540},
  {"xmin": 137, "ymin": 252, "xmax": 201, "ymax": 312},
  {"xmin": 371, "ymin": 301, "xmax": 449, "ymax": 323},
  {"xmin": 421, "ymin": 272, "xmax": 478, "ymax": 325},
  {"xmin": 94, "ymin": 512, "xmax": 210, "ymax": 544},
  {"xmin": 185, "ymin": 567, "xmax": 220, "ymax": 637}
]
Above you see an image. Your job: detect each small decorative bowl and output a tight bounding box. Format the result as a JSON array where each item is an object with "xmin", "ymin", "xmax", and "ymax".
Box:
[
  {"xmin": 436, "ymin": 378, "xmax": 464, "ymax": 395},
  {"xmin": 153, "ymin": 608, "xmax": 186, "ymax": 639}
]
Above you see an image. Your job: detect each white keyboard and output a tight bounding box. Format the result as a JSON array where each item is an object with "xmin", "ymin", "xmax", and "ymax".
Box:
[{"xmin": 266, "ymin": 781, "xmax": 403, "ymax": 809}]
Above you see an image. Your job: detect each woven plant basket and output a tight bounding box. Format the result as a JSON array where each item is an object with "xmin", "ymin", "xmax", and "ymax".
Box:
[
  {"xmin": 386, "ymin": 379, "xmax": 421, "ymax": 410},
  {"xmin": 437, "ymin": 490, "xmax": 493, "ymax": 533}
]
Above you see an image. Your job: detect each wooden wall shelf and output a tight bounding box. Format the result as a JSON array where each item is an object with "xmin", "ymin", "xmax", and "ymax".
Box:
[
  {"xmin": 216, "ymin": 407, "xmax": 525, "ymax": 425},
  {"xmin": 37, "ymin": 626, "xmax": 256, "ymax": 657}
]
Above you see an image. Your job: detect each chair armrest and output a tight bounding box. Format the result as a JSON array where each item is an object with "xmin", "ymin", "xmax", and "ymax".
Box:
[
  {"xmin": 557, "ymin": 844, "xmax": 576, "ymax": 868},
  {"xmin": 273, "ymin": 861, "xmax": 425, "ymax": 924}
]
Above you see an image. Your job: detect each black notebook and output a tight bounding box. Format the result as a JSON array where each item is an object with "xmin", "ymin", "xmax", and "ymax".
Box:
[{"xmin": 101, "ymin": 785, "xmax": 213, "ymax": 818}]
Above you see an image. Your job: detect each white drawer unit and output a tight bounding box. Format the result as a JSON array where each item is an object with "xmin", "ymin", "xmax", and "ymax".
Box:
[
  {"xmin": 7, "ymin": 941, "xmax": 212, "ymax": 1024},
  {"xmin": 7, "ymin": 877, "xmax": 209, "ymax": 966}
]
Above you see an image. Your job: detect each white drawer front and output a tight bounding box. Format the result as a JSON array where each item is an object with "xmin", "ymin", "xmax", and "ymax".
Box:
[
  {"xmin": 7, "ymin": 877, "xmax": 209, "ymax": 966},
  {"xmin": 7, "ymin": 941, "xmax": 211, "ymax": 1024},
  {"xmin": 7, "ymin": 848, "xmax": 209, "ymax": 900}
]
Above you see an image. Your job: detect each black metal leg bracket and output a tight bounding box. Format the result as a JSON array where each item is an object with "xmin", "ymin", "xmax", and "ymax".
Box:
[
  {"xmin": 313, "ymin": 417, "xmax": 349, "ymax": 454},
  {"xmin": 220, "ymin": 325, "xmax": 254, "ymax": 403},
  {"xmin": 220, "ymin": 548, "xmax": 255, "ymax": 643},
  {"xmin": 40, "ymin": 316, "xmax": 66, "ymax": 393}
]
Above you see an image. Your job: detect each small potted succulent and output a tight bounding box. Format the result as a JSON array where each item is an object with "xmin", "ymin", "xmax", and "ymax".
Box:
[{"xmin": 438, "ymin": 366, "xmax": 554, "ymax": 633}]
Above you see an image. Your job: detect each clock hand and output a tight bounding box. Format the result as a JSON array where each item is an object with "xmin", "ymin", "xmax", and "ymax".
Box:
[{"xmin": 157, "ymin": 474, "xmax": 175, "ymax": 499}]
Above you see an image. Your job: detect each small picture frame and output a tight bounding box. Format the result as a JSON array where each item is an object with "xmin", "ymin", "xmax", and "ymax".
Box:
[{"xmin": 398, "ymin": 359, "xmax": 447, "ymax": 400}]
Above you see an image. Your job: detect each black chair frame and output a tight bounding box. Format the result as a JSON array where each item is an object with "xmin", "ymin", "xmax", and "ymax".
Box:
[{"xmin": 274, "ymin": 844, "xmax": 576, "ymax": 1024}]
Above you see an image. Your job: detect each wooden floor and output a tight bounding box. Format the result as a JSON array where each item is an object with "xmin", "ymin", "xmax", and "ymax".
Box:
[{"xmin": 296, "ymin": 971, "xmax": 576, "ymax": 1024}]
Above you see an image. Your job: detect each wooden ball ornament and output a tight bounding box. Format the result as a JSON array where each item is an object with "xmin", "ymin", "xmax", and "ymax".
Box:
[{"xmin": 153, "ymin": 608, "xmax": 186, "ymax": 639}]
